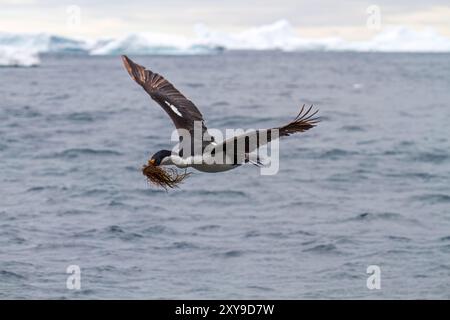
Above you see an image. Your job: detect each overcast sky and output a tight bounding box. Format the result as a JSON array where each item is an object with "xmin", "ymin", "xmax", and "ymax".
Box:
[{"xmin": 1, "ymin": 0, "xmax": 449, "ymax": 39}]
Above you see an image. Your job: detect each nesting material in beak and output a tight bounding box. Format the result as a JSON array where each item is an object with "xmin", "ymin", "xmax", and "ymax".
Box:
[{"xmin": 142, "ymin": 161, "xmax": 191, "ymax": 190}]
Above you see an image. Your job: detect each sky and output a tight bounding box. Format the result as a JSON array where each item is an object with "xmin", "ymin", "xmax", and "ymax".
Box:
[{"xmin": 1, "ymin": 0, "xmax": 449, "ymax": 40}]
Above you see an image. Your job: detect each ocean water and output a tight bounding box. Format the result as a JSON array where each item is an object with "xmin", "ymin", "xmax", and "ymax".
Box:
[{"xmin": 0, "ymin": 52, "xmax": 449, "ymax": 299}]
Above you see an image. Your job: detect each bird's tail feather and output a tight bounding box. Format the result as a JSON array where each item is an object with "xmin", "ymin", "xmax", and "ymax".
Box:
[{"xmin": 278, "ymin": 105, "xmax": 320, "ymax": 136}]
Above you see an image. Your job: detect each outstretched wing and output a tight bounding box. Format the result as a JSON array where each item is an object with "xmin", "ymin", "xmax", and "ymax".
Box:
[
  {"xmin": 122, "ymin": 55, "xmax": 214, "ymax": 153},
  {"xmin": 210, "ymin": 105, "xmax": 319, "ymax": 164}
]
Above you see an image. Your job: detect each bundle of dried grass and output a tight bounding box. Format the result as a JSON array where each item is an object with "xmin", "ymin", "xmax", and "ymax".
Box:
[{"xmin": 142, "ymin": 162, "xmax": 191, "ymax": 190}]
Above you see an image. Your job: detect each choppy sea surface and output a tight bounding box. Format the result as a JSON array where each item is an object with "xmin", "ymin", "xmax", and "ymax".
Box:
[{"xmin": 0, "ymin": 52, "xmax": 449, "ymax": 299}]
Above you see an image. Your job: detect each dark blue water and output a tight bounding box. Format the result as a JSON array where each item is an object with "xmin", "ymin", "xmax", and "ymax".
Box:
[{"xmin": 1, "ymin": 52, "xmax": 449, "ymax": 299}]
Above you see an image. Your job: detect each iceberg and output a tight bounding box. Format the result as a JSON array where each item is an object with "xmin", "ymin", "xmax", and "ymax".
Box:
[
  {"xmin": 0, "ymin": 32, "xmax": 89, "ymax": 53},
  {"xmin": 90, "ymin": 33, "xmax": 220, "ymax": 55},
  {"xmin": 0, "ymin": 46, "xmax": 40, "ymax": 67},
  {"xmin": 1, "ymin": 20, "xmax": 450, "ymax": 59},
  {"xmin": 194, "ymin": 20, "xmax": 450, "ymax": 52},
  {"xmin": 194, "ymin": 19, "xmax": 345, "ymax": 51},
  {"xmin": 347, "ymin": 26, "xmax": 450, "ymax": 52}
]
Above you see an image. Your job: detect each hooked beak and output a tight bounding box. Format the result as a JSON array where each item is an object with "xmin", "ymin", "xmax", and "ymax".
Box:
[{"xmin": 148, "ymin": 159, "xmax": 156, "ymax": 166}]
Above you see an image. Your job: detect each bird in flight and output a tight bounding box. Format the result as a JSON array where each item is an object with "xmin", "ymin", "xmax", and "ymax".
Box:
[{"xmin": 121, "ymin": 55, "xmax": 319, "ymax": 189}]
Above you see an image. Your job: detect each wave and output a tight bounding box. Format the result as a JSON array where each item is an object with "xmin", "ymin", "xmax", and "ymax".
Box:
[
  {"xmin": 1, "ymin": 20, "xmax": 450, "ymax": 59},
  {"xmin": 303, "ymin": 243, "xmax": 340, "ymax": 254},
  {"xmin": 44, "ymin": 148, "xmax": 122, "ymax": 159}
]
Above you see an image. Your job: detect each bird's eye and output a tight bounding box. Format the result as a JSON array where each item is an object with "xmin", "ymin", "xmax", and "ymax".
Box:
[{"xmin": 149, "ymin": 159, "xmax": 156, "ymax": 165}]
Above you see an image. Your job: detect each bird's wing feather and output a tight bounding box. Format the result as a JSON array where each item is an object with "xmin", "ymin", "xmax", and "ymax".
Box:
[
  {"xmin": 211, "ymin": 105, "xmax": 319, "ymax": 164},
  {"xmin": 122, "ymin": 55, "xmax": 214, "ymax": 153}
]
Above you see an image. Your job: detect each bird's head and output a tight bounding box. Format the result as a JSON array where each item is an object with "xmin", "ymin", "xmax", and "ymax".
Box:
[
  {"xmin": 149, "ymin": 149, "xmax": 172, "ymax": 166},
  {"xmin": 142, "ymin": 149, "xmax": 190, "ymax": 190}
]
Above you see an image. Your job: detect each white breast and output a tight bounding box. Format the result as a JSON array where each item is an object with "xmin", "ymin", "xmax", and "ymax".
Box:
[{"xmin": 170, "ymin": 154, "xmax": 239, "ymax": 173}]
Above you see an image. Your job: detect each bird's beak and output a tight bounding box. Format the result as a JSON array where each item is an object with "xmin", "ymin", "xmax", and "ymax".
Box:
[{"xmin": 148, "ymin": 159, "xmax": 156, "ymax": 166}]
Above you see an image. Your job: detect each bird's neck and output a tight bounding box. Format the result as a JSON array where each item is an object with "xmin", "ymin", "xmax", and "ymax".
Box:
[
  {"xmin": 161, "ymin": 155, "xmax": 203, "ymax": 168},
  {"xmin": 161, "ymin": 155, "xmax": 188, "ymax": 168}
]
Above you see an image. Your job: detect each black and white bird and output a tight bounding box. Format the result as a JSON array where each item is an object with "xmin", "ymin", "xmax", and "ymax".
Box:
[{"xmin": 121, "ymin": 55, "xmax": 319, "ymax": 187}]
